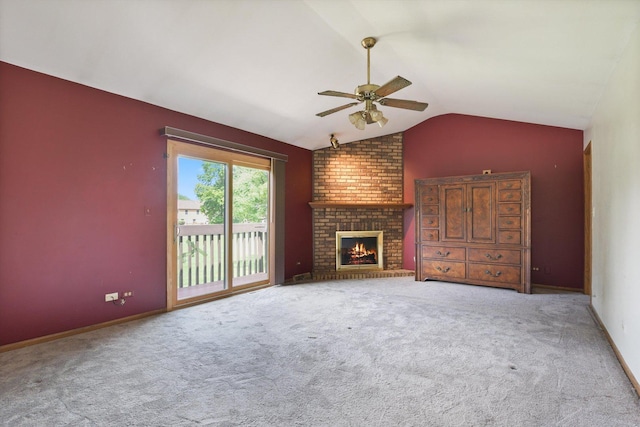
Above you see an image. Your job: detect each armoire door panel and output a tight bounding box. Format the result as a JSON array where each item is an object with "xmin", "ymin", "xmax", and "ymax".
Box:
[
  {"xmin": 467, "ymin": 183, "xmax": 495, "ymax": 243},
  {"xmin": 441, "ymin": 185, "xmax": 466, "ymax": 241}
]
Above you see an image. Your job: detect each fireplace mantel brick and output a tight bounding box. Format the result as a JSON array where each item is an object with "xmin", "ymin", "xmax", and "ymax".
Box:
[{"xmin": 312, "ymin": 133, "xmax": 406, "ymax": 272}]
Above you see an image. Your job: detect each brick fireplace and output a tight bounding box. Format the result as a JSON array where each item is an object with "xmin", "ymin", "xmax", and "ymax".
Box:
[{"xmin": 310, "ymin": 133, "xmax": 412, "ymax": 276}]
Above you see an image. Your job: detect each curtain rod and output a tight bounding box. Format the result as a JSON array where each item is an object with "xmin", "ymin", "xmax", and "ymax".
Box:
[{"xmin": 160, "ymin": 127, "xmax": 288, "ymax": 162}]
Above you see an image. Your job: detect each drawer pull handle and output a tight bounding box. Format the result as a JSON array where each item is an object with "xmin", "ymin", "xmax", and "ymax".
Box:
[
  {"xmin": 506, "ymin": 235, "xmax": 513, "ymax": 240},
  {"xmin": 507, "ymin": 207, "xmax": 514, "ymax": 212},
  {"xmin": 436, "ymin": 251, "xmax": 450, "ymax": 257},
  {"xmin": 485, "ymin": 270, "xmax": 502, "ymax": 277},
  {"xmin": 505, "ymin": 220, "xmax": 513, "ymax": 225},
  {"xmin": 436, "ymin": 266, "xmax": 451, "ymax": 273},
  {"xmin": 506, "ymin": 194, "xmax": 513, "ymax": 199},
  {"xmin": 485, "ymin": 253, "xmax": 503, "ymax": 260}
]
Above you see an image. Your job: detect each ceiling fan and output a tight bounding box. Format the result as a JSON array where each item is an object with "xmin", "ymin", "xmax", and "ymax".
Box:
[{"xmin": 316, "ymin": 37, "xmax": 429, "ymax": 130}]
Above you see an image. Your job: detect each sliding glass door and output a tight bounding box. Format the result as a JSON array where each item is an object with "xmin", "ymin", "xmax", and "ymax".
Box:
[
  {"xmin": 231, "ymin": 164, "xmax": 269, "ymax": 289},
  {"xmin": 167, "ymin": 140, "xmax": 271, "ymax": 308}
]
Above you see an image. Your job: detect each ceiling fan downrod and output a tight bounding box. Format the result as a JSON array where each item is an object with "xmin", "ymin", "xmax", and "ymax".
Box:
[{"xmin": 361, "ymin": 37, "xmax": 377, "ymax": 85}]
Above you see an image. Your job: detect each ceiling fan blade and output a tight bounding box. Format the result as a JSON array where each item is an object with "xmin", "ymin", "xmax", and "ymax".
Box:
[
  {"xmin": 378, "ymin": 98, "xmax": 429, "ymax": 111},
  {"xmin": 374, "ymin": 76, "xmax": 412, "ymax": 98},
  {"xmin": 316, "ymin": 102, "xmax": 360, "ymax": 117},
  {"xmin": 318, "ymin": 90, "xmax": 359, "ymax": 100}
]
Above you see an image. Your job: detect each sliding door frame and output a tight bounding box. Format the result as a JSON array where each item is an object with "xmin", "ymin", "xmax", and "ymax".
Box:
[{"xmin": 166, "ymin": 139, "xmax": 275, "ymax": 310}]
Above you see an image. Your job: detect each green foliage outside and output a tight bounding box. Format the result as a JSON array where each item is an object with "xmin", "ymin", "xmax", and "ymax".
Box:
[
  {"xmin": 195, "ymin": 162, "xmax": 268, "ymax": 224},
  {"xmin": 195, "ymin": 162, "xmax": 226, "ymax": 224},
  {"xmin": 232, "ymin": 165, "xmax": 269, "ymax": 223}
]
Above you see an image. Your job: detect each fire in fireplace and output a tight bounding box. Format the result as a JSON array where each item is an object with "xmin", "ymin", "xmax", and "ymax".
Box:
[{"xmin": 336, "ymin": 231, "xmax": 383, "ymax": 270}]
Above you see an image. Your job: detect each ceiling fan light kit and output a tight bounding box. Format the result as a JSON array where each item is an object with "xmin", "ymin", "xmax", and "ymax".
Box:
[
  {"xmin": 349, "ymin": 111, "xmax": 366, "ymax": 130},
  {"xmin": 316, "ymin": 37, "xmax": 428, "ymax": 130}
]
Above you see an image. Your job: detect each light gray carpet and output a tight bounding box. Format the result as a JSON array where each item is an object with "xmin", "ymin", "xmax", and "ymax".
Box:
[{"xmin": 1, "ymin": 277, "xmax": 639, "ymax": 426}]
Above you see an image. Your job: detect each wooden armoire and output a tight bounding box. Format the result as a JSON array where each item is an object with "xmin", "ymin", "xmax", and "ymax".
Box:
[{"xmin": 415, "ymin": 171, "xmax": 531, "ymax": 293}]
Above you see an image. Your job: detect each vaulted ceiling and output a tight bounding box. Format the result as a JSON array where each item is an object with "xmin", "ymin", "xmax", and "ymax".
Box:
[{"xmin": 1, "ymin": 0, "xmax": 639, "ymax": 150}]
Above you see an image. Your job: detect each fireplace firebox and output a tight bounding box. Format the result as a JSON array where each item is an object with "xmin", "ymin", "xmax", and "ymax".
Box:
[{"xmin": 336, "ymin": 231, "xmax": 383, "ymax": 270}]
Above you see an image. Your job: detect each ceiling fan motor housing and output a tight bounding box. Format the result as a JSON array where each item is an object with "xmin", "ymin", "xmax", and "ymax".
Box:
[{"xmin": 355, "ymin": 84, "xmax": 381, "ymax": 101}]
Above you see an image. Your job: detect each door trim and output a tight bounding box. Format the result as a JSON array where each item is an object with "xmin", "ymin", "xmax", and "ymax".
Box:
[{"xmin": 584, "ymin": 142, "xmax": 592, "ymax": 296}]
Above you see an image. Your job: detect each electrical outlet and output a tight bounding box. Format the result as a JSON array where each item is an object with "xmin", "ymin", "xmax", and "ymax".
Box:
[
  {"xmin": 105, "ymin": 292, "xmax": 119, "ymax": 302},
  {"xmin": 122, "ymin": 291, "xmax": 134, "ymax": 298}
]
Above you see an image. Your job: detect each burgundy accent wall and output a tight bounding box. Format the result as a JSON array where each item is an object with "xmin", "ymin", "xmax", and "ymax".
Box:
[
  {"xmin": 0, "ymin": 62, "xmax": 312, "ymax": 346},
  {"xmin": 403, "ymin": 114, "xmax": 584, "ymax": 289}
]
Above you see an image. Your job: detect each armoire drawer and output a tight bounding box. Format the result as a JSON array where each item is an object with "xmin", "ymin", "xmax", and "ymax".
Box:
[
  {"xmin": 498, "ymin": 230, "xmax": 522, "ymax": 245},
  {"xmin": 468, "ymin": 263, "xmax": 521, "ymax": 284},
  {"xmin": 421, "ymin": 193, "xmax": 439, "ymax": 204},
  {"xmin": 498, "ymin": 216, "xmax": 521, "ymax": 229},
  {"xmin": 468, "ymin": 248, "xmax": 521, "ymax": 265},
  {"xmin": 422, "ymin": 215, "xmax": 439, "ymax": 228},
  {"xmin": 421, "ymin": 185, "xmax": 439, "ymax": 204},
  {"xmin": 422, "ymin": 245, "xmax": 466, "ymax": 261},
  {"xmin": 499, "ymin": 190, "xmax": 522, "ymax": 202},
  {"xmin": 422, "ymin": 205, "xmax": 439, "ymax": 215},
  {"xmin": 422, "ymin": 260, "xmax": 466, "ymax": 279},
  {"xmin": 421, "ymin": 229, "xmax": 440, "ymax": 241},
  {"xmin": 498, "ymin": 203, "xmax": 521, "ymax": 215},
  {"xmin": 498, "ymin": 180, "xmax": 521, "ymax": 191}
]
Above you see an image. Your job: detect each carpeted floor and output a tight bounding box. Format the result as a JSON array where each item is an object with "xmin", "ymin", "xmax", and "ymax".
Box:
[{"xmin": 1, "ymin": 277, "xmax": 639, "ymax": 426}]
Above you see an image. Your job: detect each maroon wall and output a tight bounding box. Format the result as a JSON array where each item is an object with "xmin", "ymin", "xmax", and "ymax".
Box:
[
  {"xmin": 0, "ymin": 62, "xmax": 313, "ymax": 346},
  {"xmin": 403, "ymin": 114, "xmax": 584, "ymax": 289}
]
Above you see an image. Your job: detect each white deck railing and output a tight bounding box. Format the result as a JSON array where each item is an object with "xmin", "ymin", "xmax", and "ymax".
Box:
[{"xmin": 177, "ymin": 223, "xmax": 267, "ymax": 288}]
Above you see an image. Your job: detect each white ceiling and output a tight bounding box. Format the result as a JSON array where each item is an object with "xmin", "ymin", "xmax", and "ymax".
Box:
[{"xmin": 1, "ymin": 0, "xmax": 639, "ymax": 150}]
